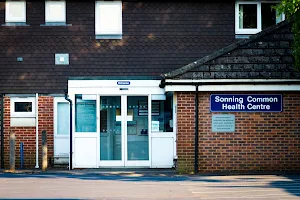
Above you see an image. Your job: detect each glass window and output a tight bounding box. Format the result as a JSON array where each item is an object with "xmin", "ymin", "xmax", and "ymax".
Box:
[
  {"xmin": 127, "ymin": 96, "xmax": 149, "ymax": 160},
  {"xmin": 262, "ymin": 3, "xmax": 283, "ymax": 30},
  {"xmin": 236, "ymin": 1, "xmax": 284, "ymax": 35},
  {"xmin": 5, "ymin": 1, "xmax": 26, "ymax": 23},
  {"xmin": 151, "ymin": 93, "xmax": 173, "ymax": 133},
  {"xmin": 57, "ymin": 102, "xmax": 70, "ymax": 135},
  {"xmin": 45, "ymin": 1, "xmax": 66, "ymax": 23},
  {"xmin": 14, "ymin": 102, "xmax": 32, "ymax": 112},
  {"xmin": 75, "ymin": 94, "xmax": 97, "ymax": 132},
  {"xmin": 95, "ymin": 1, "xmax": 122, "ymax": 36},
  {"xmin": 11, "ymin": 97, "xmax": 35, "ymax": 118},
  {"xmin": 239, "ymin": 4, "xmax": 257, "ymax": 29},
  {"xmin": 100, "ymin": 96, "xmax": 121, "ymax": 161}
]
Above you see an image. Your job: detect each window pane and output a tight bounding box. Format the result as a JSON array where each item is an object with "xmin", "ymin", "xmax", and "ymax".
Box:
[
  {"xmin": 75, "ymin": 94, "xmax": 97, "ymax": 132},
  {"xmin": 57, "ymin": 102, "xmax": 70, "ymax": 135},
  {"xmin": 8, "ymin": 3, "xmax": 24, "ymax": 19},
  {"xmin": 262, "ymin": 3, "xmax": 278, "ymax": 30},
  {"xmin": 46, "ymin": 1, "xmax": 66, "ymax": 22},
  {"xmin": 151, "ymin": 94, "xmax": 173, "ymax": 132},
  {"xmin": 239, "ymin": 4, "xmax": 257, "ymax": 29},
  {"xmin": 15, "ymin": 102, "xmax": 32, "ymax": 112},
  {"xmin": 96, "ymin": 2, "xmax": 122, "ymax": 34},
  {"xmin": 127, "ymin": 96, "xmax": 149, "ymax": 160},
  {"xmin": 100, "ymin": 96, "xmax": 121, "ymax": 161}
]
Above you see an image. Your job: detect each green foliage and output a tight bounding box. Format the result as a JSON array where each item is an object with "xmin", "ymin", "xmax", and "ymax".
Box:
[{"xmin": 277, "ymin": 0, "xmax": 300, "ymax": 69}]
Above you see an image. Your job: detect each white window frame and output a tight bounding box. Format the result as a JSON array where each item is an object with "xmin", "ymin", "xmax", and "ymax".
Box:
[
  {"xmin": 235, "ymin": 1, "xmax": 285, "ymax": 35},
  {"xmin": 5, "ymin": 1, "xmax": 26, "ymax": 23},
  {"xmin": 45, "ymin": 0, "xmax": 66, "ymax": 23},
  {"xmin": 235, "ymin": 1, "xmax": 261, "ymax": 35},
  {"xmin": 11, "ymin": 97, "xmax": 36, "ymax": 118},
  {"xmin": 95, "ymin": 1, "xmax": 122, "ymax": 36}
]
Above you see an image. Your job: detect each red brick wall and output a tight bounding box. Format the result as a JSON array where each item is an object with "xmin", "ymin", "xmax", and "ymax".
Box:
[
  {"xmin": 38, "ymin": 96, "xmax": 54, "ymax": 168},
  {"xmin": 177, "ymin": 92, "xmax": 300, "ymax": 173},
  {"xmin": 3, "ymin": 96, "xmax": 54, "ymax": 169}
]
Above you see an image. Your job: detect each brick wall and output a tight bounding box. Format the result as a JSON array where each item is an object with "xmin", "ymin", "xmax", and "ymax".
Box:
[
  {"xmin": 3, "ymin": 96, "xmax": 54, "ymax": 169},
  {"xmin": 177, "ymin": 92, "xmax": 300, "ymax": 173},
  {"xmin": 38, "ymin": 96, "xmax": 54, "ymax": 168}
]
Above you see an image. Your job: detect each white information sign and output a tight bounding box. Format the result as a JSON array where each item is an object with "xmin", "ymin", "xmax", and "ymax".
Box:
[
  {"xmin": 212, "ymin": 114, "xmax": 235, "ymax": 132},
  {"xmin": 151, "ymin": 121, "xmax": 160, "ymax": 132}
]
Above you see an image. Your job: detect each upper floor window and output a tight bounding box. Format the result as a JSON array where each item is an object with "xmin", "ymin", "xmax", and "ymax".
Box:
[
  {"xmin": 45, "ymin": 0, "xmax": 66, "ymax": 23},
  {"xmin": 5, "ymin": 1, "xmax": 26, "ymax": 23},
  {"xmin": 95, "ymin": 1, "xmax": 122, "ymax": 39},
  {"xmin": 235, "ymin": 1, "xmax": 285, "ymax": 35}
]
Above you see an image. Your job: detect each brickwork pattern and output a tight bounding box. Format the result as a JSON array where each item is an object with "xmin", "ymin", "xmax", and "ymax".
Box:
[
  {"xmin": 177, "ymin": 92, "xmax": 300, "ymax": 173},
  {"xmin": 177, "ymin": 92, "xmax": 195, "ymax": 173},
  {"xmin": 38, "ymin": 96, "xmax": 54, "ymax": 168},
  {"xmin": 3, "ymin": 96, "xmax": 54, "ymax": 169}
]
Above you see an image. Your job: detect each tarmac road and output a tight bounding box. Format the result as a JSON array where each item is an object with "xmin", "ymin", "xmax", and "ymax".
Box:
[{"xmin": 0, "ymin": 170, "xmax": 299, "ymax": 200}]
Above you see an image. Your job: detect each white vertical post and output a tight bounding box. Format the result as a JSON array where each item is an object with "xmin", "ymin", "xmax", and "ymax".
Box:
[
  {"xmin": 35, "ymin": 93, "xmax": 39, "ymax": 169},
  {"xmin": 96, "ymin": 94, "xmax": 100, "ymax": 167},
  {"xmin": 148, "ymin": 94, "xmax": 152, "ymax": 168},
  {"xmin": 123, "ymin": 95, "xmax": 127, "ymax": 166}
]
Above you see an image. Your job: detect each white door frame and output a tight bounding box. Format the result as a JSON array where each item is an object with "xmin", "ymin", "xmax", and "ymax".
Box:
[
  {"xmin": 53, "ymin": 97, "xmax": 70, "ymax": 160},
  {"xmin": 99, "ymin": 94, "xmax": 151, "ymax": 167},
  {"xmin": 68, "ymin": 79, "xmax": 175, "ymax": 169}
]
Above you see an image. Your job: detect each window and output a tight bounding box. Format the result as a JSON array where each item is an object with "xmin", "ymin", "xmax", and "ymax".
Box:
[
  {"xmin": 5, "ymin": 1, "xmax": 26, "ymax": 23},
  {"xmin": 75, "ymin": 94, "xmax": 97, "ymax": 132},
  {"xmin": 11, "ymin": 97, "xmax": 35, "ymax": 118},
  {"xmin": 151, "ymin": 94, "xmax": 174, "ymax": 133},
  {"xmin": 235, "ymin": 1, "xmax": 285, "ymax": 35},
  {"xmin": 95, "ymin": 1, "xmax": 122, "ymax": 38},
  {"xmin": 45, "ymin": 0, "xmax": 66, "ymax": 23}
]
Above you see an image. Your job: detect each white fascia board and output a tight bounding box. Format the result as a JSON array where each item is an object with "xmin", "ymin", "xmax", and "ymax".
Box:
[
  {"xmin": 69, "ymin": 80, "xmax": 161, "ymax": 88},
  {"xmin": 165, "ymin": 84, "xmax": 300, "ymax": 92},
  {"xmin": 68, "ymin": 80, "xmax": 165, "ymax": 95},
  {"xmin": 164, "ymin": 79, "xmax": 300, "ymax": 83}
]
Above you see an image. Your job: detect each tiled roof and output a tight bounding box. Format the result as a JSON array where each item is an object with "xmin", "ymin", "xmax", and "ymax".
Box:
[{"xmin": 163, "ymin": 19, "xmax": 300, "ymax": 80}]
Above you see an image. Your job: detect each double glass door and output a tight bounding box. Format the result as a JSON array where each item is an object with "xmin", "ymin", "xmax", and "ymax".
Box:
[{"xmin": 99, "ymin": 95, "xmax": 149, "ymax": 167}]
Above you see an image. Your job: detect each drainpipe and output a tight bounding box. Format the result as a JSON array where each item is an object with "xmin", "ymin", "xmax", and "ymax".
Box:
[
  {"xmin": 194, "ymin": 85, "xmax": 199, "ymax": 174},
  {"xmin": 64, "ymin": 90, "xmax": 72, "ymax": 170},
  {"xmin": 1, "ymin": 94, "xmax": 4, "ymax": 169},
  {"xmin": 35, "ymin": 93, "xmax": 39, "ymax": 169}
]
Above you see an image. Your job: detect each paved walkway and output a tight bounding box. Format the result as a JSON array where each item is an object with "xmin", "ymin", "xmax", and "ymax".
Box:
[{"xmin": 0, "ymin": 170, "xmax": 299, "ymax": 200}]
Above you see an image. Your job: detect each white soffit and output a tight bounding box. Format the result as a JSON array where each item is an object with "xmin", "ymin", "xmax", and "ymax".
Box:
[{"xmin": 164, "ymin": 79, "xmax": 300, "ymax": 92}]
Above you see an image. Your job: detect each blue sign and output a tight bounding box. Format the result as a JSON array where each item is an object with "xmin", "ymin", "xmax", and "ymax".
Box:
[
  {"xmin": 117, "ymin": 81, "xmax": 130, "ymax": 85},
  {"xmin": 210, "ymin": 94, "xmax": 282, "ymax": 112}
]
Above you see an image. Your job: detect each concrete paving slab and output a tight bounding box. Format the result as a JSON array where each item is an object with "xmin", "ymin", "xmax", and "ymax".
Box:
[{"xmin": 0, "ymin": 171, "xmax": 299, "ymax": 200}]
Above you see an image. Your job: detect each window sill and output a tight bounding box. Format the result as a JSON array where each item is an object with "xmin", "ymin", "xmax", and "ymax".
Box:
[
  {"xmin": 235, "ymin": 35, "xmax": 251, "ymax": 39},
  {"xmin": 41, "ymin": 22, "xmax": 72, "ymax": 27},
  {"xmin": 96, "ymin": 34, "xmax": 122, "ymax": 39},
  {"xmin": 2, "ymin": 22, "xmax": 29, "ymax": 26}
]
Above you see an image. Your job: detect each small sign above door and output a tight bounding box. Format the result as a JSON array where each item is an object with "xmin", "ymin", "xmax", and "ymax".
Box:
[{"xmin": 117, "ymin": 81, "xmax": 130, "ymax": 85}]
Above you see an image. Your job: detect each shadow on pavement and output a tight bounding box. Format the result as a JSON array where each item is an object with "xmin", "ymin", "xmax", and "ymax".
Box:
[
  {"xmin": 0, "ymin": 170, "xmax": 232, "ymax": 183},
  {"xmin": 208, "ymin": 175, "xmax": 300, "ymax": 198}
]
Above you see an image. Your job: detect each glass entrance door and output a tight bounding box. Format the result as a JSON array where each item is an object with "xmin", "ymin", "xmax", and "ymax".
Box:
[{"xmin": 99, "ymin": 95, "xmax": 150, "ymax": 167}]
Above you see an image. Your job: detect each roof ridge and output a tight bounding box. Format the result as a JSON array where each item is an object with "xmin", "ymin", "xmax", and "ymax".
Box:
[{"xmin": 163, "ymin": 19, "xmax": 292, "ymax": 79}]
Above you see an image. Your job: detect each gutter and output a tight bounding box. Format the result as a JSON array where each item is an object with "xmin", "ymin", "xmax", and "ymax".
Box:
[
  {"xmin": 159, "ymin": 79, "xmax": 300, "ymax": 88},
  {"xmin": 64, "ymin": 91, "xmax": 73, "ymax": 170},
  {"xmin": 35, "ymin": 93, "xmax": 39, "ymax": 169},
  {"xmin": 194, "ymin": 85, "xmax": 199, "ymax": 173},
  {"xmin": 1, "ymin": 94, "xmax": 4, "ymax": 169}
]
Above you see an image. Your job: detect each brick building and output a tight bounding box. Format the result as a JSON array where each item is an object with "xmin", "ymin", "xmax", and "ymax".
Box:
[{"xmin": 0, "ymin": 0, "xmax": 299, "ymax": 173}]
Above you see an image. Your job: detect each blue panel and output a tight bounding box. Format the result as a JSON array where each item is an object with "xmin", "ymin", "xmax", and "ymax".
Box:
[{"xmin": 210, "ymin": 94, "xmax": 282, "ymax": 112}]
